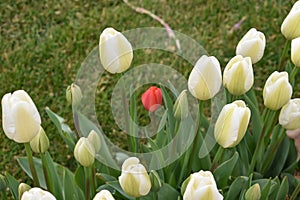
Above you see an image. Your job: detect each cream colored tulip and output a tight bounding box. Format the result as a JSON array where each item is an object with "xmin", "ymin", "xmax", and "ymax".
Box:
[
  {"xmin": 263, "ymin": 71, "xmax": 292, "ymax": 110},
  {"xmin": 93, "ymin": 190, "xmax": 115, "ymax": 200},
  {"xmin": 74, "ymin": 137, "xmax": 95, "ymax": 167},
  {"xmin": 87, "ymin": 130, "xmax": 101, "ymax": 153},
  {"xmin": 66, "ymin": 83, "xmax": 82, "ymax": 106},
  {"xmin": 279, "ymin": 99, "xmax": 300, "ymax": 130},
  {"xmin": 21, "ymin": 187, "xmax": 56, "ymax": 200},
  {"xmin": 174, "ymin": 90, "xmax": 189, "ymax": 119},
  {"xmin": 2, "ymin": 90, "xmax": 41, "ymax": 143},
  {"xmin": 223, "ymin": 55, "xmax": 254, "ymax": 96},
  {"xmin": 118, "ymin": 157, "xmax": 151, "ymax": 197},
  {"xmin": 245, "ymin": 183, "xmax": 261, "ymax": 200},
  {"xmin": 292, "ymin": 37, "xmax": 300, "ymax": 67},
  {"xmin": 236, "ymin": 28, "xmax": 266, "ymax": 64},
  {"xmin": 183, "ymin": 170, "xmax": 223, "ymax": 200},
  {"xmin": 214, "ymin": 100, "xmax": 251, "ymax": 148},
  {"xmin": 188, "ymin": 55, "xmax": 222, "ymax": 100},
  {"xmin": 30, "ymin": 127, "xmax": 49, "ymax": 153},
  {"xmin": 99, "ymin": 27, "xmax": 133, "ymax": 74},
  {"xmin": 281, "ymin": 1, "xmax": 300, "ymax": 40}
]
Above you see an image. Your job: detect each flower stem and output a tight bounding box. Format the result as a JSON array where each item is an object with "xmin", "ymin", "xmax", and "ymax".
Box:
[
  {"xmin": 24, "ymin": 143, "xmax": 40, "ymax": 187},
  {"xmin": 211, "ymin": 145, "xmax": 225, "ymax": 171},
  {"xmin": 41, "ymin": 153, "xmax": 53, "ymax": 193},
  {"xmin": 279, "ymin": 40, "xmax": 290, "ymax": 71},
  {"xmin": 84, "ymin": 166, "xmax": 91, "ymax": 200},
  {"xmin": 290, "ymin": 67, "xmax": 299, "ymax": 84}
]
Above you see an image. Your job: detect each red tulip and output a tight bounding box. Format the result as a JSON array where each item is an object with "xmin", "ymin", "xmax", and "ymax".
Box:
[{"xmin": 141, "ymin": 86, "xmax": 163, "ymax": 112}]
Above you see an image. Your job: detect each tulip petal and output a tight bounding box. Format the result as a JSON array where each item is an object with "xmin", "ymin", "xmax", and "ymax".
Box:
[{"xmin": 2, "ymin": 93, "xmax": 15, "ymax": 140}]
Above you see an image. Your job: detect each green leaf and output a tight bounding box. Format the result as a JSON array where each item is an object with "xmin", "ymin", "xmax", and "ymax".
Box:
[
  {"xmin": 225, "ymin": 176, "xmax": 248, "ymax": 200},
  {"xmin": 275, "ymin": 176, "xmax": 289, "ymax": 200},
  {"xmin": 161, "ymin": 86, "xmax": 176, "ymax": 139},
  {"xmin": 75, "ymin": 166, "xmax": 85, "ymax": 193},
  {"xmin": 45, "ymin": 107, "xmax": 76, "ymax": 150},
  {"xmin": 214, "ymin": 152, "xmax": 239, "ymax": 189},
  {"xmin": 96, "ymin": 173, "xmax": 117, "ymax": 182},
  {"xmin": 157, "ymin": 183, "xmax": 180, "ymax": 199},
  {"xmin": 259, "ymin": 179, "xmax": 272, "ymax": 200},
  {"xmin": 5, "ymin": 172, "xmax": 19, "ymax": 200},
  {"xmin": 106, "ymin": 181, "xmax": 135, "ymax": 200}
]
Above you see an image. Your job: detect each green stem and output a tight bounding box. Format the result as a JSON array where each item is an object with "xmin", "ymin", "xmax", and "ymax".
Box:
[
  {"xmin": 211, "ymin": 146, "xmax": 225, "ymax": 171},
  {"xmin": 290, "ymin": 182, "xmax": 300, "ymax": 200},
  {"xmin": 261, "ymin": 128, "xmax": 285, "ymax": 173},
  {"xmin": 279, "ymin": 40, "xmax": 290, "ymax": 71},
  {"xmin": 90, "ymin": 165, "xmax": 96, "ymax": 198},
  {"xmin": 24, "ymin": 143, "xmax": 40, "ymax": 187},
  {"xmin": 41, "ymin": 153, "xmax": 53, "ymax": 193},
  {"xmin": 153, "ymin": 191, "xmax": 158, "ymax": 200},
  {"xmin": 290, "ymin": 67, "xmax": 299, "ymax": 84},
  {"xmin": 84, "ymin": 166, "xmax": 91, "ymax": 200}
]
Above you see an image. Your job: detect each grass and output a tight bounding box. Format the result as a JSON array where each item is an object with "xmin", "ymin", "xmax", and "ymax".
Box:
[{"xmin": 0, "ymin": 0, "xmax": 298, "ymax": 196}]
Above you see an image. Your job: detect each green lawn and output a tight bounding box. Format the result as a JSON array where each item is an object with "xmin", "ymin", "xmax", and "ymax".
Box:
[{"xmin": 0, "ymin": 0, "xmax": 297, "ymax": 193}]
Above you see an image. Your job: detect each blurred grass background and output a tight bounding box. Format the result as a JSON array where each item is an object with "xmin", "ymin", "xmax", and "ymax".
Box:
[{"xmin": 0, "ymin": 0, "xmax": 297, "ymax": 191}]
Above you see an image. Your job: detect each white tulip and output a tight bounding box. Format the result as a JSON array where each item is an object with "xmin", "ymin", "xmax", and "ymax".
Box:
[
  {"xmin": 236, "ymin": 28, "xmax": 266, "ymax": 64},
  {"xmin": 214, "ymin": 100, "xmax": 251, "ymax": 148},
  {"xmin": 223, "ymin": 55, "xmax": 254, "ymax": 96},
  {"xmin": 263, "ymin": 71, "xmax": 292, "ymax": 110},
  {"xmin": 279, "ymin": 99, "xmax": 300, "ymax": 130},
  {"xmin": 21, "ymin": 187, "xmax": 56, "ymax": 200},
  {"xmin": 292, "ymin": 37, "xmax": 300, "ymax": 67},
  {"xmin": 188, "ymin": 55, "xmax": 222, "ymax": 100},
  {"xmin": 119, "ymin": 157, "xmax": 151, "ymax": 197},
  {"xmin": 74, "ymin": 137, "xmax": 95, "ymax": 167},
  {"xmin": 87, "ymin": 130, "xmax": 101, "ymax": 153},
  {"xmin": 99, "ymin": 27, "xmax": 133, "ymax": 74},
  {"xmin": 281, "ymin": 1, "xmax": 300, "ymax": 40},
  {"xmin": 2, "ymin": 90, "xmax": 41, "ymax": 143},
  {"xmin": 93, "ymin": 190, "xmax": 115, "ymax": 200},
  {"xmin": 183, "ymin": 170, "xmax": 223, "ymax": 200}
]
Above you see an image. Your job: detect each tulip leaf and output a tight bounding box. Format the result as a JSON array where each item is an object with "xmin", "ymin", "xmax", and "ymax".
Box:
[
  {"xmin": 96, "ymin": 173, "xmax": 117, "ymax": 182},
  {"xmin": 5, "ymin": 172, "xmax": 19, "ymax": 200},
  {"xmin": 258, "ymin": 178, "xmax": 272, "ymax": 200},
  {"xmin": 106, "ymin": 181, "xmax": 135, "ymax": 200},
  {"xmin": 225, "ymin": 176, "xmax": 248, "ymax": 200},
  {"xmin": 157, "ymin": 183, "xmax": 180, "ymax": 199},
  {"xmin": 213, "ymin": 152, "xmax": 239, "ymax": 189},
  {"xmin": 45, "ymin": 107, "xmax": 76, "ymax": 150},
  {"xmin": 75, "ymin": 165, "xmax": 85, "ymax": 193},
  {"xmin": 275, "ymin": 176, "xmax": 289, "ymax": 200}
]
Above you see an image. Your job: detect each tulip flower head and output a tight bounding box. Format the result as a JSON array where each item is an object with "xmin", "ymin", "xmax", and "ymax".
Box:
[
  {"xmin": 279, "ymin": 99, "xmax": 300, "ymax": 130},
  {"xmin": 188, "ymin": 55, "xmax": 222, "ymax": 100},
  {"xmin": 30, "ymin": 127, "xmax": 50, "ymax": 153},
  {"xmin": 292, "ymin": 37, "xmax": 300, "ymax": 67},
  {"xmin": 93, "ymin": 190, "xmax": 115, "ymax": 200},
  {"xmin": 74, "ymin": 137, "xmax": 95, "ymax": 167},
  {"xmin": 21, "ymin": 187, "xmax": 56, "ymax": 200},
  {"xmin": 173, "ymin": 90, "xmax": 189, "ymax": 119},
  {"xmin": 263, "ymin": 71, "xmax": 292, "ymax": 110},
  {"xmin": 223, "ymin": 55, "xmax": 254, "ymax": 96},
  {"xmin": 2, "ymin": 90, "xmax": 41, "ymax": 143},
  {"xmin": 281, "ymin": 1, "xmax": 300, "ymax": 40},
  {"xmin": 214, "ymin": 100, "xmax": 251, "ymax": 148},
  {"xmin": 99, "ymin": 27, "xmax": 133, "ymax": 74},
  {"xmin": 141, "ymin": 86, "xmax": 163, "ymax": 112},
  {"xmin": 66, "ymin": 83, "xmax": 82, "ymax": 106},
  {"xmin": 236, "ymin": 28, "xmax": 266, "ymax": 64},
  {"xmin": 183, "ymin": 170, "xmax": 223, "ymax": 200},
  {"xmin": 87, "ymin": 130, "xmax": 101, "ymax": 153},
  {"xmin": 119, "ymin": 157, "xmax": 151, "ymax": 197}
]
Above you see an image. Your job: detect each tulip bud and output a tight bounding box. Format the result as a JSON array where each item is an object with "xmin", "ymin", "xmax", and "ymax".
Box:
[
  {"xmin": 279, "ymin": 99, "xmax": 300, "ymax": 130},
  {"xmin": 188, "ymin": 55, "xmax": 222, "ymax": 100},
  {"xmin": 2, "ymin": 90, "xmax": 41, "ymax": 143},
  {"xmin": 281, "ymin": 1, "xmax": 300, "ymax": 40},
  {"xmin": 223, "ymin": 55, "xmax": 254, "ymax": 96},
  {"xmin": 245, "ymin": 183, "xmax": 261, "ymax": 200},
  {"xmin": 74, "ymin": 137, "xmax": 95, "ymax": 167},
  {"xmin": 292, "ymin": 37, "xmax": 300, "ymax": 67},
  {"xmin": 66, "ymin": 83, "xmax": 82, "ymax": 106},
  {"xmin": 0, "ymin": 174, "xmax": 7, "ymax": 191},
  {"xmin": 141, "ymin": 86, "xmax": 163, "ymax": 112},
  {"xmin": 118, "ymin": 157, "xmax": 151, "ymax": 197},
  {"xmin": 21, "ymin": 187, "xmax": 56, "ymax": 200},
  {"xmin": 18, "ymin": 183, "xmax": 31, "ymax": 200},
  {"xmin": 149, "ymin": 170, "xmax": 162, "ymax": 192},
  {"xmin": 87, "ymin": 130, "xmax": 101, "ymax": 153},
  {"xmin": 173, "ymin": 90, "xmax": 189, "ymax": 119},
  {"xmin": 183, "ymin": 170, "xmax": 223, "ymax": 200},
  {"xmin": 30, "ymin": 127, "xmax": 49, "ymax": 153},
  {"xmin": 236, "ymin": 28, "xmax": 266, "ymax": 64},
  {"xmin": 99, "ymin": 27, "xmax": 133, "ymax": 74},
  {"xmin": 263, "ymin": 71, "xmax": 292, "ymax": 110},
  {"xmin": 93, "ymin": 190, "xmax": 115, "ymax": 200},
  {"xmin": 214, "ymin": 100, "xmax": 251, "ymax": 148}
]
